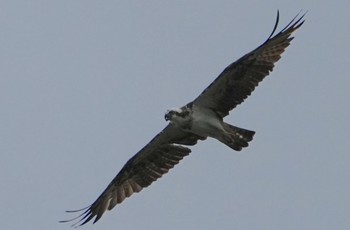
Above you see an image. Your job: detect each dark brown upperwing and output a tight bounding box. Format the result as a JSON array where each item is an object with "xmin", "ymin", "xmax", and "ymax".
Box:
[
  {"xmin": 193, "ymin": 12, "xmax": 305, "ymax": 118},
  {"xmin": 60, "ymin": 124, "xmax": 205, "ymax": 227}
]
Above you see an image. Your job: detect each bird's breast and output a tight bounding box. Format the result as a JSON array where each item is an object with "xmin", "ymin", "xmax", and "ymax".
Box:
[{"xmin": 189, "ymin": 107, "xmax": 225, "ymax": 138}]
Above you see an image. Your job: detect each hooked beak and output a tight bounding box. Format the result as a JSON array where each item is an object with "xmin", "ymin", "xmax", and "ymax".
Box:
[{"xmin": 164, "ymin": 113, "xmax": 170, "ymax": 121}]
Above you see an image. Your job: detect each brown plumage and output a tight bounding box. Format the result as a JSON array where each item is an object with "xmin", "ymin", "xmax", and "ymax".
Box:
[
  {"xmin": 193, "ymin": 11, "xmax": 305, "ymax": 117},
  {"xmin": 60, "ymin": 11, "xmax": 305, "ymax": 227}
]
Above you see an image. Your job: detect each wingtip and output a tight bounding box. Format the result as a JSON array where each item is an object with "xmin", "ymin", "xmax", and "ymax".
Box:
[
  {"xmin": 64, "ymin": 206, "xmax": 90, "ymax": 213},
  {"xmin": 59, "ymin": 205, "xmax": 94, "ymax": 228},
  {"xmin": 264, "ymin": 10, "xmax": 306, "ymax": 43},
  {"xmin": 267, "ymin": 10, "xmax": 280, "ymax": 40}
]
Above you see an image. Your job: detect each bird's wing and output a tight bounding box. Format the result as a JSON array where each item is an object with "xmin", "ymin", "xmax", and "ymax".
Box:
[
  {"xmin": 60, "ymin": 124, "xmax": 205, "ymax": 227},
  {"xmin": 192, "ymin": 12, "xmax": 305, "ymax": 118}
]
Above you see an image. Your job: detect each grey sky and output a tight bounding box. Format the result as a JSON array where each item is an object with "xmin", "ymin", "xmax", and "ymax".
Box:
[{"xmin": 1, "ymin": 1, "xmax": 349, "ymax": 230}]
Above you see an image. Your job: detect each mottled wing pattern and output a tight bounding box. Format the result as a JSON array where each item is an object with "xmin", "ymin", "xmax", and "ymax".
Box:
[
  {"xmin": 60, "ymin": 124, "xmax": 205, "ymax": 227},
  {"xmin": 193, "ymin": 12, "xmax": 305, "ymax": 118}
]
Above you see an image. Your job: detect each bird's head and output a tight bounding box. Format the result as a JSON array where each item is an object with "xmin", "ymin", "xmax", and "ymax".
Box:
[{"xmin": 164, "ymin": 107, "xmax": 191, "ymax": 125}]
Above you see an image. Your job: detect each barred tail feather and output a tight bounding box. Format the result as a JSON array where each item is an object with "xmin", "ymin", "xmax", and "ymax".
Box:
[{"xmin": 219, "ymin": 123, "xmax": 255, "ymax": 151}]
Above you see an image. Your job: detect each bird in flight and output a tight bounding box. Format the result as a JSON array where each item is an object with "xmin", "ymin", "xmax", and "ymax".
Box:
[{"xmin": 61, "ymin": 11, "xmax": 305, "ymax": 227}]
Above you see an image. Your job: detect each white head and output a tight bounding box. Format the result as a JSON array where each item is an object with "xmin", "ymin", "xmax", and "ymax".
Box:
[{"xmin": 164, "ymin": 107, "xmax": 191, "ymax": 126}]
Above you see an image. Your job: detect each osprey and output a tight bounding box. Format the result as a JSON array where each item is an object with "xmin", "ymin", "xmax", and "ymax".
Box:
[{"xmin": 61, "ymin": 12, "xmax": 305, "ymax": 227}]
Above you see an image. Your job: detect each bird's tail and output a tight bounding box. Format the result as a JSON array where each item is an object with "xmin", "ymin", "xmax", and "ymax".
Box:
[{"xmin": 218, "ymin": 123, "xmax": 255, "ymax": 151}]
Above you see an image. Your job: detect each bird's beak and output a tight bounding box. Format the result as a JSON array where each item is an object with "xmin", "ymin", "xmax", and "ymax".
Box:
[{"xmin": 164, "ymin": 113, "xmax": 170, "ymax": 121}]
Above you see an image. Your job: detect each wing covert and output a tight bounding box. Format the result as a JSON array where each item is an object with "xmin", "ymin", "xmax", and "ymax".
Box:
[
  {"xmin": 60, "ymin": 124, "xmax": 205, "ymax": 227},
  {"xmin": 193, "ymin": 12, "xmax": 305, "ymax": 117}
]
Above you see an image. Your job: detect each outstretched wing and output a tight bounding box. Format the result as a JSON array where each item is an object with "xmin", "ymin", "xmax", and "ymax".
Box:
[
  {"xmin": 60, "ymin": 124, "xmax": 205, "ymax": 227},
  {"xmin": 193, "ymin": 11, "xmax": 305, "ymax": 118}
]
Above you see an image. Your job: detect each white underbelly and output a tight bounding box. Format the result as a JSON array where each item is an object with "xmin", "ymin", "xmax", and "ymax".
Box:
[{"xmin": 190, "ymin": 108, "xmax": 225, "ymax": 138}]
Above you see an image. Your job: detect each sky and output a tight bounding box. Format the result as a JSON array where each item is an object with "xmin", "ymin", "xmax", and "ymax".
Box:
[{"xmin": 1, "ymin": 1, "xmax": 349, "ymax": 230}]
